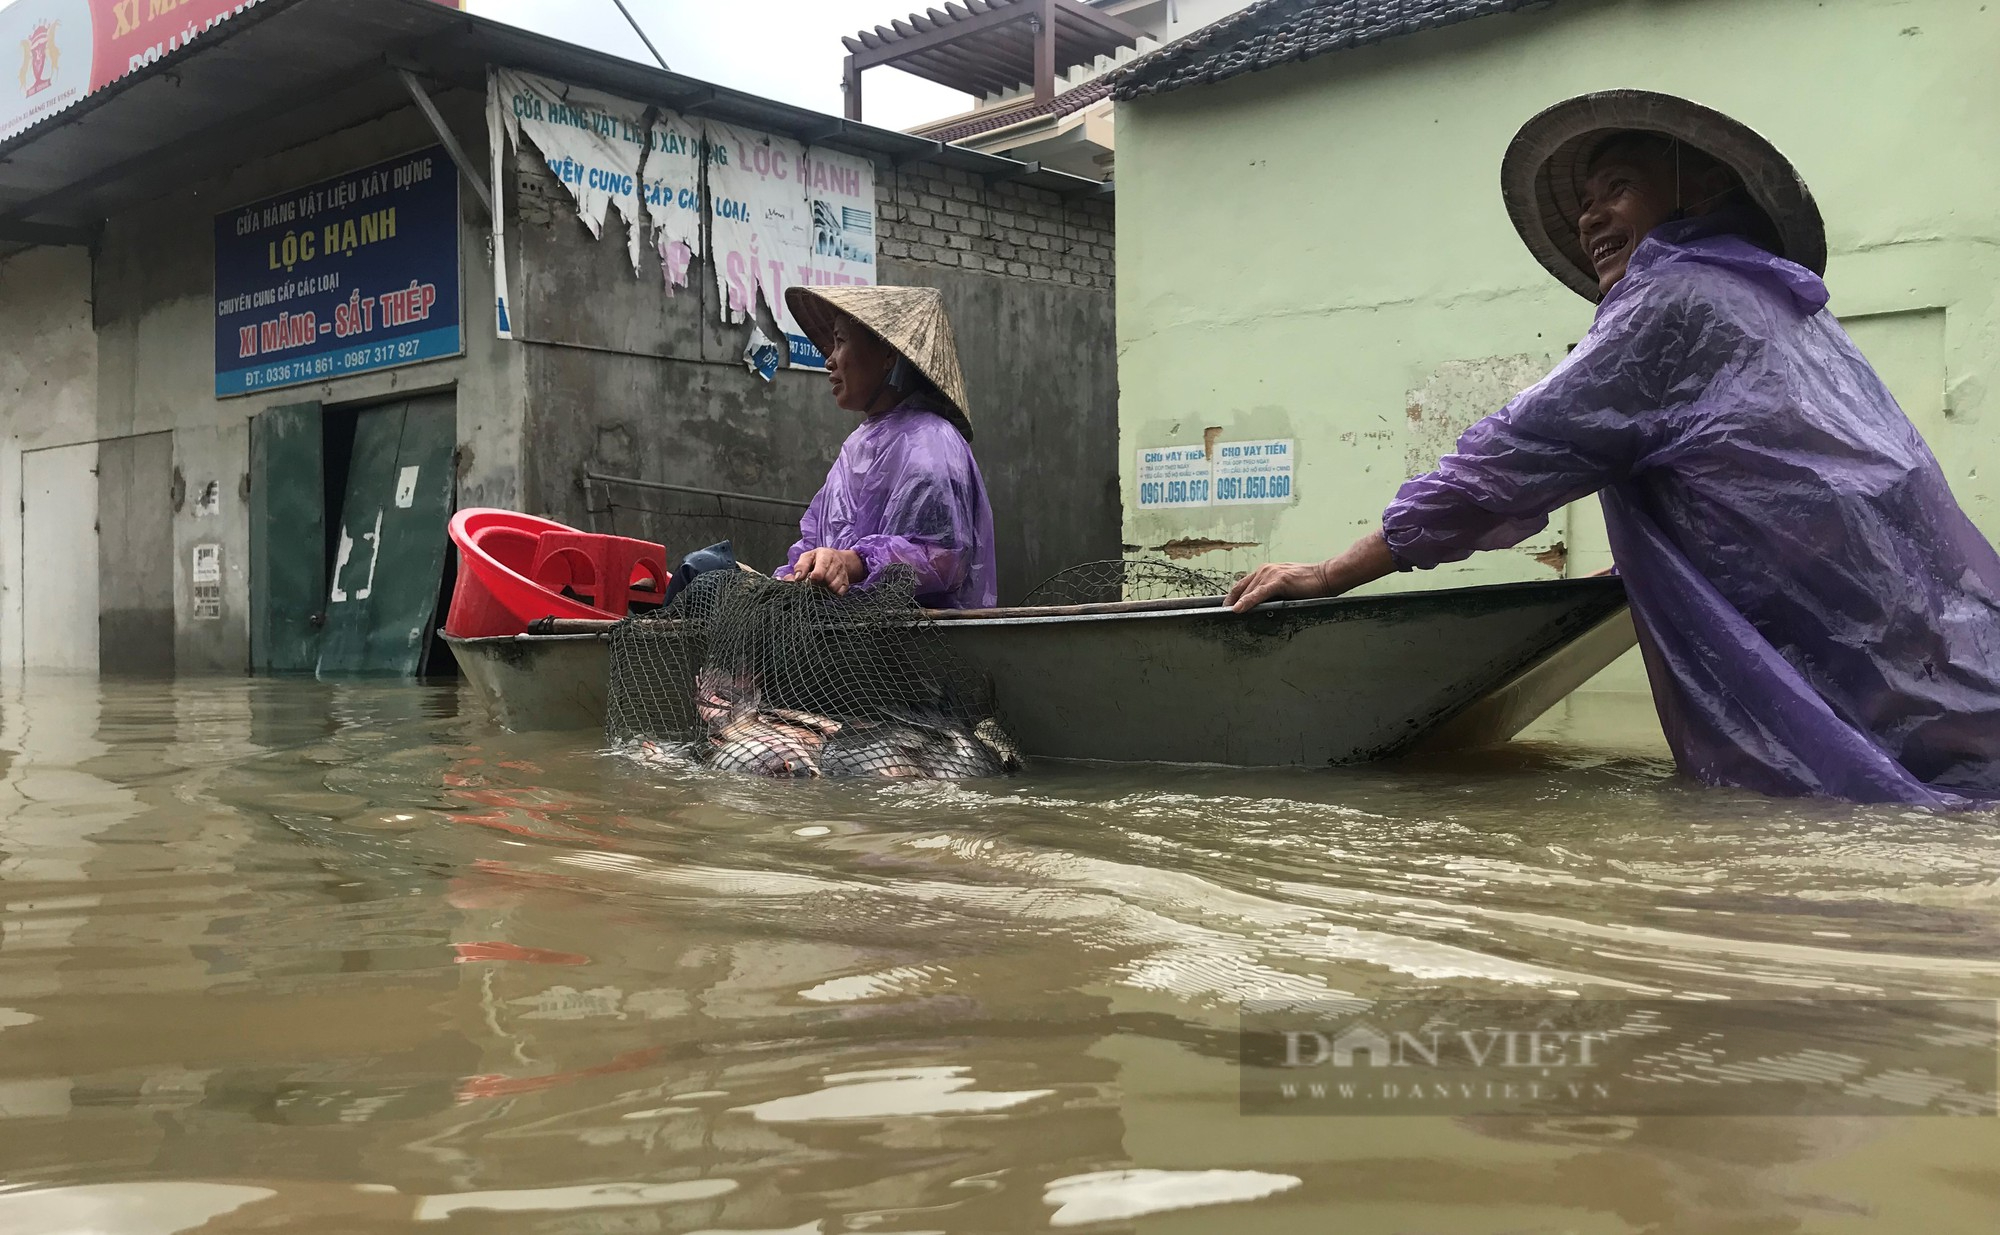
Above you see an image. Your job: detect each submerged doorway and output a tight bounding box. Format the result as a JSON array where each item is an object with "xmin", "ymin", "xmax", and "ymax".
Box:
[
  {"xmin": 249, "ymin": 392, "xmax": 456, "ymax": 676},
  {"xmin": 20, "ymin": 441, "xmax": 99, "ymax": 671}
]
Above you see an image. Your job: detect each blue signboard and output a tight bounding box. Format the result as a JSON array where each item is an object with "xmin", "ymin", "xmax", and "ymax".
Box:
[{"xmin": 214, "ymin": 146, "xmax": 461, "ymax": 397}]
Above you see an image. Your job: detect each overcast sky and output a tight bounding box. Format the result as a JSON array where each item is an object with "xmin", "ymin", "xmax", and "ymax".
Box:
[{"xmin": 466, "ymin": 0, "xmax": 975, "ymax": 130}]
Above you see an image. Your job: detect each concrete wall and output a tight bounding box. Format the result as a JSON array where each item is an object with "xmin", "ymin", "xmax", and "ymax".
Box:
[
  {"xmin": 514, "ymin": 151, "xmax": 1119, "ymax": 605},
  {"xmin": 0, "ymin": 87, "xmax": 523, "ymax": 675},
  {"xmin": 1114, "ymin": 0, "xmax": 2000, "ymax": 688},
  {"xmin": 0, "ymin": 245, "xmax": 97, "ymax": 669}
]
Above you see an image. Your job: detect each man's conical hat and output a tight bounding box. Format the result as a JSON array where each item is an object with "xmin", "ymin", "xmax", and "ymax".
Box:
[
  {"xmin": 1500, "ymin": 90, "xmax": 1826, "ymax": 302},
  {"xmin": 785, "ymin": 285, "xmax": 972, "ymax": 425}
]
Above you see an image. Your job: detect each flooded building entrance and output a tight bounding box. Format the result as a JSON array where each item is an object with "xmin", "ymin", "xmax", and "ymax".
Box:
[{"xmin": 250, "ymin": 394, "xmax": 457, "ymax": 676}]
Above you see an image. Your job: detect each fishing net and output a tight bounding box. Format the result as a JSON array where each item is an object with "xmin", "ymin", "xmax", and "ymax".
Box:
[
  {"xmin": 1024, "ymin": 558, "xmax": 1238, "ymax": 607},
  {"xmin": 605, "ymin": 566, "xmax": 1018, "ymax": 779}
]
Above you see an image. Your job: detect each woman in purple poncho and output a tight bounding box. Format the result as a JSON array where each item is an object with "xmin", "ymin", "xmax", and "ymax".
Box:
[
  {"xmin": 1228, "ymin": 91, "xmax": 2000, "ymax": 806},
  {"xmin": 775, "ymin": 285, "xmax": 997, "ymax": 610}
]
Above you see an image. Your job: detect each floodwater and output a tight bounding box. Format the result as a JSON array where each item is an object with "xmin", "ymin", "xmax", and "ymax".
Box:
[{"xmin": 2, "ymin": 676, "xmax": 1998, "ymax": 1234}]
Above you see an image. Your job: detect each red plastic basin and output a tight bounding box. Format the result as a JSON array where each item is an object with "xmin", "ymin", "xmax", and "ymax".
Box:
[{"xmin": 445, "ymin": 509, "xmax": 668, "ymax": 638}]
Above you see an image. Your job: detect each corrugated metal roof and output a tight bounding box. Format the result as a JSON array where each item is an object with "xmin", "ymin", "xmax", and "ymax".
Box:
[
  {"xmin": 0, "ymin": 0, "xmax": 1109, "ymax": 255},
  {"xmin": 1109, "ymin": 0, "xmax": 1553, "ymax": 101}
]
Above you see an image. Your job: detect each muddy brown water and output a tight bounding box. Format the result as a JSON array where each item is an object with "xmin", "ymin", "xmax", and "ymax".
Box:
[{"xmin": 1, "ymin": 677, "xmax": 1997, "ymax": 1233}]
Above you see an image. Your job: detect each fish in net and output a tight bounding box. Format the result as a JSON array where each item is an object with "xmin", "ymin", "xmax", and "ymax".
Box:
[
  {"xmin": 605, "ymin": 566, "xmax": 1019, "ymax": 779},
  {"xmin": 1023, "ymin": 558, "xmax": 1239, "ymax": 607}
]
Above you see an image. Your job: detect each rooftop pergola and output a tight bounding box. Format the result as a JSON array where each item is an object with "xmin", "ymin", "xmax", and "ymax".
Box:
[{"xmin": 843, "ymin": 0, "xmax": 1144, "ymax": 122}]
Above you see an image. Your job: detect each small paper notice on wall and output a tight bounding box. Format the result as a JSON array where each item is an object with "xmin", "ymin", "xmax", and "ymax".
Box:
[
  {"xmin": 395, "ymin": 466, "xmax": 421, "ymax": 509},
  {"xmin": 1136, "ymin": 438, "xmax": 1296, "ymax": 509},
  {"xmin": 1135, "ymin": 445, "xmax": 1211, "ymax": 509},
  {"xmin": 192, "ymin": 544, "xmax": 223, "ymax": 620},
  {"xmin": 1212, "ymin": 438, "xmax": 1294, "ymax": 504}
]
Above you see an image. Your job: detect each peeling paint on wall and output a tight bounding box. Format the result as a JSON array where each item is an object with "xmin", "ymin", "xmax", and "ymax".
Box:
[
  {"xmin": 1153, "ymin": 537, "xmax": 1259, "ymax": 560},
  {"xmin": 1404, "ymin": 355, "xmax": 1568, "ymax": 574},
  {"xmin": 1404, "ymin": 355, "xmax": 1554, "ymax": 476}
]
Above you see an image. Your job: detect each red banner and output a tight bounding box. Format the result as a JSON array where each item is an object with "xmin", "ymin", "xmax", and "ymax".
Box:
[{"xmin": 4, "ymin": 0, "xmax": 460, "ymax": 142}]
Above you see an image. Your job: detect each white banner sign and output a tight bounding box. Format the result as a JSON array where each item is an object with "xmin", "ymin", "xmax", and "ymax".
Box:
[
  {"xmin": 647, "ymin": 114, "xmax": 704, "ymax": 290},
  {"xmin": 707, "ymin": 123, "xmax": 877, "ymax": 367},
  {"xmin": 802, "ymin": 148, "xmax": 878, "ymax": 293},
  {"xmin": 493, "ymin": 68, "xmax": 701, "ymax": 286},
  {"xmin": 486, "ymin": 70, "xmax": 876, "ymax": 365},
  {"xmin": 706, "ymin": 120, "xmax": 814, "ymax": 356}
]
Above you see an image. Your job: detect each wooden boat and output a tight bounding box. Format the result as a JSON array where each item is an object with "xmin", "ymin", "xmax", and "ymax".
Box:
[{"xmin": 446, "ymin": 577, "xmax": 1635, "ymax": 766}]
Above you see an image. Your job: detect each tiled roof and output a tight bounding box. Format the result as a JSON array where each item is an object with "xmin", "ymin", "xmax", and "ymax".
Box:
[
  {"xmin": 916, "ymin": 76, "xmax": 1115, "ymax": 144},
  {"xmin": 1110, "ymin": 0, "xmax": 1553, "ymax": 100}
]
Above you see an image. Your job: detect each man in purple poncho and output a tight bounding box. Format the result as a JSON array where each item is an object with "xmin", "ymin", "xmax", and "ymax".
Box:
[
  {"xmin": 776, "ymin": 285, "xmax": 997, "ymax": 610},
  {"xmin": 1228, "ymin": 91, "xmax": 2000, "ymax": 806}
]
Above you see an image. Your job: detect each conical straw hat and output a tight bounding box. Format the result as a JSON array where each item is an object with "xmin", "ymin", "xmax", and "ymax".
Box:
[
  {"xmin": 1500, "ymin": 90, "xmax": 1825, "ymax": 302},
  {"xmin": 785, "ymin": 285, "xmax": 972, "ymax": 425}
]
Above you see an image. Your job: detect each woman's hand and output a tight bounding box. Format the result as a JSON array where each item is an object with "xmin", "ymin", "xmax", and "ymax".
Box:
[{"xmin": 790, "ymin": 548, "xmax": 867, "ymax": 596}]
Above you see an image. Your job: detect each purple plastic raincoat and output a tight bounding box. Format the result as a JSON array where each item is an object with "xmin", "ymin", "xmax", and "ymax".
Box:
[
  {"xmin": 1384, "ymin": 215, "xmax": 2000, "ymax": 806},
  {"xmin": 778, "ymin": 397, "xmax": 998, "ymax": 610}
]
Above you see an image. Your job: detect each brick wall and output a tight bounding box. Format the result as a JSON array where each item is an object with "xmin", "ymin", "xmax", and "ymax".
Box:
[
  {"xmin": 514, "ymin": 150, "xmax": 1115, "ymax": 291},
  {"xmin": 877, "ymin": 165, "xmax": 1115, "ymax": 290}
]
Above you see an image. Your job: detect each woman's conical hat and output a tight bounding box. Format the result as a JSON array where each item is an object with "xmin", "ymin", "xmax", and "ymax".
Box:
[
  {"xmin": 1500, "ymin": 90, "xmax": 1826, "ymax": 302},
  {"xmin": 785, "ymin": 285, "xmax": 972, "ymax": 424}
]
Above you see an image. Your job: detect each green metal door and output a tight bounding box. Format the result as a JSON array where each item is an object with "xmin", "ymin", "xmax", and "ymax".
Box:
[
  {"xmin": 249, "ymin": 402, "xmax": 325, "ymax": 673},
  {"xmin": 316, "ymin": 395, "xmax": 457, "ymax": 676}
]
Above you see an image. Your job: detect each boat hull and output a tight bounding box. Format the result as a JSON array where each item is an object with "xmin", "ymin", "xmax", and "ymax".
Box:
[{"xmin": 447, "ymin": 577, "xmax": 1634, "ymax": 766}]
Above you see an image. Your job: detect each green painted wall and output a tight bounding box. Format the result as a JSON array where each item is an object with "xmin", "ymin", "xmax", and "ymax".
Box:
[{"xmin": 1115, "ymin": 0, "xmax": 2000, "ymax": 689}]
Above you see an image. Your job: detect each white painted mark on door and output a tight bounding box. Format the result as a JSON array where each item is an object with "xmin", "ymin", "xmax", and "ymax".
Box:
[
  {"xmin": 329, "ymin": 525, "xmax": 355, "ymax": 603},
  {"xmin": 355, "ymin": 509, "xmax": 384, "ymax": 601},
  {"xmin": 328, "ymin": 509, "xmax": 385, "ymax": 603},
  {"xmin": 395, "ymin": 465, "xmax": 420, "ymax": 509}
]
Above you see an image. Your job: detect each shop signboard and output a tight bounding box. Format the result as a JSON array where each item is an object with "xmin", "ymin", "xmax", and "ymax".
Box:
[
  {"xmin": 213, "ymin": 146, "xmax": 462, "ymax": 397},
  {"xmin": 2, "ymin": 1, "xmax": 462, "ymax": 144}
]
